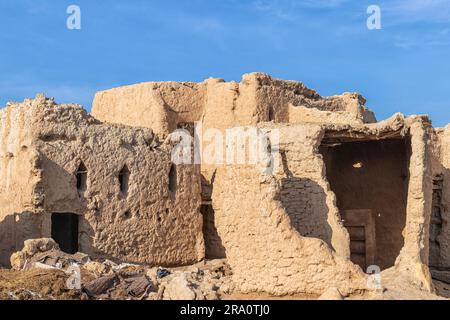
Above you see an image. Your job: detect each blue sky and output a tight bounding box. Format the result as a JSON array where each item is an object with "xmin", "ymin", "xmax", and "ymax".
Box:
[{"xmin": 0, "ymin": 0, "xmax": 449, "ymax": 126}]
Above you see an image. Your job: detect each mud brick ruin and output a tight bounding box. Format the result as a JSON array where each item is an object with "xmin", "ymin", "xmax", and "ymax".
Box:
[{"xmin": 0, "ymin": 73, "xmax": 449, "ymax": 296}]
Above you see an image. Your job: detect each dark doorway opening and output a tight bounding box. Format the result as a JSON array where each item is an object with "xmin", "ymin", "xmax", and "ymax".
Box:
[
  {"xmin": 320, "ymin": 137, "xmax": 410, "ymax": 270},
  {"xmin": 201, "ymin": 204, "xmax": 226, "ymax": 259},
  {"xmin": 51, "ymin": 213, "xmax": 79, "ymax": 254}
]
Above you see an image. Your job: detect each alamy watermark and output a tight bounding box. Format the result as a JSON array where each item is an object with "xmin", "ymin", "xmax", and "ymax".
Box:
[
  {"xmin": 65, "ymin": 5, "xmax": 380, "ymax": 31},
  {"xmin": 66, "ymin": 264, "xmax": 81, "ymax": 290},
  {"xmin": 66, "ymin": 5, "xmax": 81, "ymax": 30},
  {"xmin": 170, "ymin": 122, "xmax": 280, "ymax": 176},
  {"xmin": 366, "ymin": 265, "xmax": 383, "ymax": 290},
  {"xmin": 367, "ymin": 5, "xmax": 382, "ymax": 30}
]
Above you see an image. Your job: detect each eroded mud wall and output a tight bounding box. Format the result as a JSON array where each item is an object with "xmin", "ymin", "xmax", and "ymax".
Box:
[
  {"xmin": 430, "ymin": 126, "xmax": 450, "ymax": 268},
  {"xmin": 92, "ymin": 81, "xmax": 206, "ymax": 138},
  {"xmin": 35, "ymin": 100, "xmax": 204, "ymax": 266},
  {"xmin": 0, "ymin": 96, "xmax": 205, "ymax": 267},
  {"xmin": 210, "ymin": 124, "xmax": 364, "ymax": 296},
  {"xmin": 0, "ymin": 103, "xmax": 41, "ymax": 266}
]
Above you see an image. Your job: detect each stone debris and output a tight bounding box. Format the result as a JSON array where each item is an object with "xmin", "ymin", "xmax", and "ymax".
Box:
[
  {"xmin": 162, "ymin": 273, "xmax": 197, "ymax": 300},
  {"xmin": 1, "ymin": 240, "xmax": 231, "ymax": 300},
  {"xmin": 83, "ymin": 261, "xmax": 112, "ymax": 277},
  {"xmin": 123, "ymin": 274, "xmax": 153, "ymax": 298},
  {"xmin": 10, "ymin": 238, "xmax": 60, "ymax": 270},
  {"xmin": 0, "ymin": 238, "xmax": 447, "ymax": 300},
  {"xmin": 83, "ymin": 274, "xmax": 118, "ymax": 297}
]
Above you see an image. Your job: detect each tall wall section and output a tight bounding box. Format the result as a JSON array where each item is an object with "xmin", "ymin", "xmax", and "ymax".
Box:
[
  {"xmin": 0, "ymin": 95, "xmax": 204, "ymax": 267},
  {"xmin": 0, "ymin": 101, "xmax": 41, "ymax": 266},
  {"xmin": 430, "ymin": 125, "xmax": 450, "ymax": 269},
  {"xmin": 210, "ymin": 123, "xmax": 364, "ymax": 295}
]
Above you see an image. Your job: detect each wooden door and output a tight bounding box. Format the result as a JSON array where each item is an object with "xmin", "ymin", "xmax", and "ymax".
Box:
[{"xmin": 341, "ymin": 209, "xmax": 376, "ymax": 271}]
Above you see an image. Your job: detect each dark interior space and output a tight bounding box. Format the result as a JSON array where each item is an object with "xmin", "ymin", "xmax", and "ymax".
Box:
[
  {"xmin": 169, "ymin": 165, "xmax": 177, "ymax": 194},
  {"xmin": 119, "ymin": 165, "xmax": 130, "ymax": 195},
  {"xmin": 430, "ymin": 174, "xmax": 444, "ymax": 268},
  {"xmin": 320, "ymin": 137, "xmax": 411, "ymax": 270},
  {"xmin": 51, "ymin": 213, "xmax": 79, "ymax": 254},
  {"xmin": 201, "ymin": 204, "xmax": 226, "ymax": 259},
  {"xmin": 76, "ymin": 162, "xmax": 87, "ymax": 192}
]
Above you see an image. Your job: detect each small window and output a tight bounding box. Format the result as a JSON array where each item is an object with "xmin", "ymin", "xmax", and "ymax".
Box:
[
  {"xmin": 169, "ymin": 164, "xmax": 177, "ymax": 194},
  {"xmin": 119, "ymin": 165, "xmax": 130, "ymax": 195},
  {"xmin": 76, "ymin": 162, "xmax": 87, "ymax": 192},
  {"xmin": 268, "ymin": 107, "xmax": 274, "ymax": 121}
]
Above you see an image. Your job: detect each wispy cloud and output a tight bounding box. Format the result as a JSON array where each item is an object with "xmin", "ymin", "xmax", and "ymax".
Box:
[
  {"xmin": 250, "ymin": 0, "xmax": 349, "ymax": 21},
  {"xmin": 252, "ymin": 0, "xmax": 294, "ymax": 20},
  {"xmin": 294, "ymin": 0, "xmax": 349, "ymax": 9},
  {"xmin": 383, "ymin": 0, "xmax": 450, "ymax": 24},
  {"xmin": 377, "ymin": 0, "xmax": 450, "ymax": 49},
  {"xmin": 393, "ymin": 29, "xmax": 450, "ymax": 49}
]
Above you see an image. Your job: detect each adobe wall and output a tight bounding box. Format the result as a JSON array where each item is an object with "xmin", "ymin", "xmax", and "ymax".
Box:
[
  {"xmin": 0, "ymin": 95, "xmax": 204, "ymax": 267},
  {"xmin": 0, "ymin": 103, "xmax": 41, "ymax": 266},
  {"xmin": 430, "ymin": 125, "xmax": 450, "ymax": 268},
  {"xmin": 253, "ymin": 76, "xmax": 376, "ymax": 124},
  {"xmin": 91, "ymin": 74, "xmax": 435, "ymax": 294},
  {"xmin": 210, "ymin": 124, "xmax": 363, "ymax": 295},
  {"xmin": 209, "ymin": 116, "xmax": 433, "ymax": 295},
  {"xmin": 92, "ymin": 73, "xmax": 378, "ymax": 205},
  {"xmin": 92, "ymin": 81, "xmax": 207, "ymax": 137},
  {"xmin": 394, "ymin": 118, "xmax": 433, "ymax": 291},
  {"xmin": 441, "ymin": 126, "xmax": 450, "ymax": 268},
  {"xmin": 198, "ymin": 74, "xmax": 376, "ymax": 194},
  {"xmin": 92, "ymin": 73, "xmax": 376, "ymax": 140}
]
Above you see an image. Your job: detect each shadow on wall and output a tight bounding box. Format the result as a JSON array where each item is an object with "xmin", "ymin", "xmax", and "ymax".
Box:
[
  {"xmin": 0, "ymin": 211, "xmax": 42, "ymax": 267},
  {"xmin": 276, "ymin": 151, "xmax": 334, "ymax": 249},
  {"xmin": 201, "ymin": 172, "xmax": 226, "ymax": 259}
]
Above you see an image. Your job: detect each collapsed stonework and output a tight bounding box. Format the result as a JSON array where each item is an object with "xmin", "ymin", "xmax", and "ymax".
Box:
[
  {"xmin": 0, "ymin": 73, "xmax": 449, "ymax": 298},
  {"xmin": 208, "ymin": 115, "xmax": 433, "ymax": 295}
]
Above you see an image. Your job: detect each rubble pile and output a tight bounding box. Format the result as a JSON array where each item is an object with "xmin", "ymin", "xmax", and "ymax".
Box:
[
  {"xmin": 1, "ymin": 238, "xmax": 448, "ymax": 300},
  {"xmin": 1, "ymin": 239, "xmax": 234, "ymax": 300}
]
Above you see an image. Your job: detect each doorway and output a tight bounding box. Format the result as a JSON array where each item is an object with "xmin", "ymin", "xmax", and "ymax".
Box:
[
  {"xmin": 341, "ymin": 210, "xmax": 376, "ymax": 270},
  {"xmin": 320, "ymin": 137, "xmax": 410, "ymax": 270},
  {"xmin": 51, "ymin": 213, "xmax": 79, "ymax": 254}
]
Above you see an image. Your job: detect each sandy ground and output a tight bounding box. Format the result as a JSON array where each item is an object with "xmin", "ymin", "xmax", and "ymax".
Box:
[
  {"xmin": 0, "ymin": 268, "xmax": 89, "ymax": 300},
  {"xmin": 0, "ymin": 265, "xmax": 448, "ymax": 300}
]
